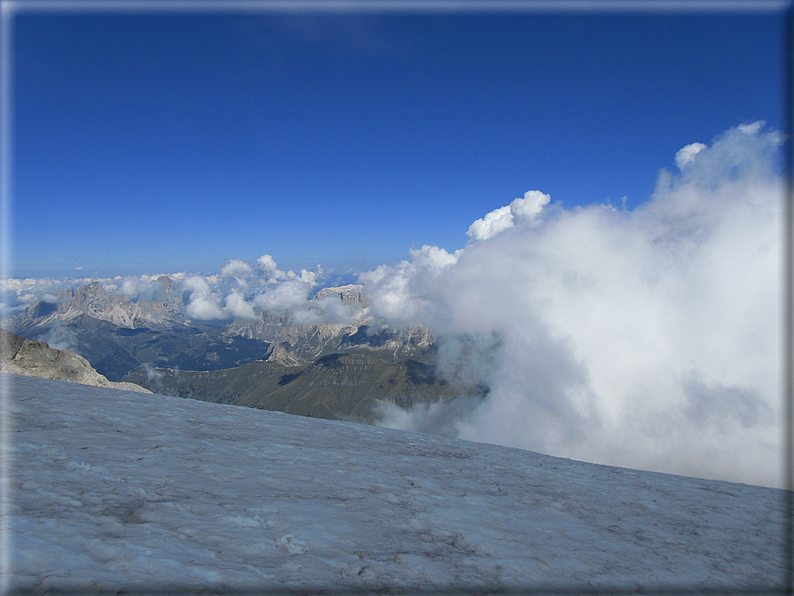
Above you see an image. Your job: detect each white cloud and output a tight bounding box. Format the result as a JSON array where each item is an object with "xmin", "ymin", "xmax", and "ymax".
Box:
[
  {"xmin": 256, "ymin": 254, "xmax": 289, "ymax": 283},
  {"xmin": 252, "ymin": 279, "xmax": 312, "ymax": 313},
  {"xmin": 182, "ymin": 276, "xmax": 211, "ymax": 295},
  {"xmin": 183, "ymin": 276, "xmax": 227, "ymax": 320},
  {"xmin": 509, "ymin": 189, "xmax": 551, "ymax": 224},
  {"xmin": 372, "ymin": 122, "xmax": 783, "ymax": 487},
  {"xmin": 0, "ymin": 277, "xmax": 77, "ymax": 314},
  {"xmin": 466, "ymin": 205, "xmax": 512, "ymax": 241},
  {"xmin": 225, "ymin": 291, "xmax": 257, "ymax": 320},
  {"xmin": 675, "ymin": 142, "xmax": 707, "ymax": 170},
  {"xmin": 296, "ymin": 267, "xmax": 321, "ymax": 285},
  {"xmin": 257, "ymin": 254, "xmax": 278, "ymax": 272},
  {"xmin": 408, "ymin": 245, "xmax": 461, "ymax": 272},
  {"xmin": 466, "ymin": 190, "xmax": 551, "ymax": 242},
  {"xmin": 358, "ymin": 248, "xmax": 455, "ymax": 326},
  {"xmin": 0, "ymin": 257, "xmax": 327, "ymax": 324},
  {"xmin": 738, "ymin": 121, "xmax": 764, "ymax": 135},
  {"xmin": 290, "ymin": 294, "xmax": 361, "ymax": 326},
  {"xmin": 361, "ymin": 261, "xmax": 416, "ymax": 321},
  {"xmin": 116, "ymin": 277, "xmax": 165, "ymax": 301},
  {"xmin": 221, "ymin": 258, "xmax": 253, "ymax": 278},
  {"xmin": 372, "ymin": 396, "xmax": 485, "ymax": 438}
]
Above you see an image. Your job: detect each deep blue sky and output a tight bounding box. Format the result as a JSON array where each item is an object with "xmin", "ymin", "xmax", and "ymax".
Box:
[{"xmin": 10, "ymin": 6, "xmax": 785, "ymax": 277}]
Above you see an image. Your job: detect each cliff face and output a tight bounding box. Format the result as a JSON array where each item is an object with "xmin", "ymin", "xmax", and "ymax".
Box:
[
  {"xmin": 265, "ymin": 341, "xmax": 308, "ymax": 367},
  {"xmin": 0, "ymin": 329, "xmax": 151, "ymax": 393}
]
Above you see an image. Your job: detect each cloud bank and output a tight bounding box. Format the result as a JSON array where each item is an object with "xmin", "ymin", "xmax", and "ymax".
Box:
[{"xmin": 363, "ymin": 122, "xmax": 783, "ymax": 487}]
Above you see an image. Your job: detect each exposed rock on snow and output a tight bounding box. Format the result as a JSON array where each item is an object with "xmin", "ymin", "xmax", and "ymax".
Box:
[
  {"xmin": 6, "ymin": 374, "xmax": 785, "ymax": 594},
  {"xmin": 0, "ymin": 330, "xmax": 150, "ymax": 393}
]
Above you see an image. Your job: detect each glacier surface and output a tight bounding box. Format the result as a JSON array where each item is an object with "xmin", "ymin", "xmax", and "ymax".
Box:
[{"xmin": 3, "ymin": 373, "xmax": 787, "ymax": 594}]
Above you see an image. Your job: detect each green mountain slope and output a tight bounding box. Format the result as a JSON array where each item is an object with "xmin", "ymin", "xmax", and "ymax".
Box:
[{"xmin": 121, "ymin": 352, "xmax": 486, "ymax": 423}]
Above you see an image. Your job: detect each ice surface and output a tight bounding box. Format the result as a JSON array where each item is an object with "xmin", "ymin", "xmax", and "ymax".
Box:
[{"xmin": 3, "ymin": 373, "xmax": 787, "ymax": 594}]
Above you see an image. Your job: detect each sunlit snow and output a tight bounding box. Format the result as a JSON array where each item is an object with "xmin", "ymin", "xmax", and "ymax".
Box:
[{"xmin": 5, "ymin": 374, "xmax": 786, "ymax": 594}]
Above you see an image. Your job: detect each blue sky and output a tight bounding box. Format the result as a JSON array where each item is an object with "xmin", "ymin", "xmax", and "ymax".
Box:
[{"xmin": 9, "ymin": 4, "xmax": 786, "ymax": 277}]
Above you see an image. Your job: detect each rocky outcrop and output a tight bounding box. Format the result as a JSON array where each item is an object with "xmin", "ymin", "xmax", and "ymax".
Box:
[
  {"xmin": 226, "ymin": 316, "xmax": 364, "ymax": 360},
  {"xmin": 313, "ymin": 284, "xmax": 369, "ymax": 307},
  {"xmin": 155, "ymin": 275, "xmax": 177, "ymax": 296},
  {"xmin": 73, "ymin": 281, "xmax": 108, "ymax": 309},
  {"xmin": 0, "ymin": 329, "xmax": 151, "ymax": 393},
  {"xmin": 265, "ymin": 342, "xmax": 308, "ymax": 367}
]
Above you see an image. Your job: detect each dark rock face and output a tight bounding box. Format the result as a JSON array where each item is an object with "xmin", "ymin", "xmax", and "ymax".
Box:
[
  {"xmin": 313, "ymin": 284, "xmax": 368, "ymax": 307},
  {"xmin": 26, "ymin": 300, "xmax": 57, "ymax": 320},
  {"xmin": 73, "ymin": 281, "xmax": 107, "ymax": 309},
  {"xmin": 155, "ymin": 275, "xmax": 176, "ymax": 296},
  {"xmin": 266, "ymin": 342, "xmax": 306, "ymax": 367}
]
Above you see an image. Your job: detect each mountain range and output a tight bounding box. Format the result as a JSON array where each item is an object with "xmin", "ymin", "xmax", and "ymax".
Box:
[
  {"xmin": 2, "ymin": 279, "xmax": 479, "ymax": 423},
  {"xmin": 4, "ymin": 278, "xmax": 271, "ymax": 379}
]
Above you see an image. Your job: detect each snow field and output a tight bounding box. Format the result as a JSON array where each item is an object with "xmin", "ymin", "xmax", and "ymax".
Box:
[{"xmin": 4, "ymin": 373, "xmax": 787, "ymax": 594}]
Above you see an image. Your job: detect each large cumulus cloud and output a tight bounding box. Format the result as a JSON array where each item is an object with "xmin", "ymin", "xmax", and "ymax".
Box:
[{"xmin": 366, "ymin": 122, "xmax": 782, "ymax": 487}]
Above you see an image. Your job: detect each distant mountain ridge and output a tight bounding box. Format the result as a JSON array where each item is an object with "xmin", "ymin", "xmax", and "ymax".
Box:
[
  {"xmin": 1, "ymin": 279, "xmax": 457, "ymax": 423},
  {"xmin": 3, "ymin": 279, "xmax": 436, "ymax": 382},
  {"xmin": 17, "ymin": 276, "xmax": 184, "ymax": 331},
  {"xmin": 312, "ymin": 283, "xmax": 369, "ymax": 306},
  {"xmin": 4, "ymin": 276, "xmax": 440, "ymax": 418},
  {"xmin": 228, "ymin": 318, "xmax": 434, "ymax": 365}
]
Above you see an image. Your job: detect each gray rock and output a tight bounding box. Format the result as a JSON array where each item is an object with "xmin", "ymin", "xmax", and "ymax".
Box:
[{"xmin": 0, "ymin": 328, "xmax": 151, "ymax": 393}]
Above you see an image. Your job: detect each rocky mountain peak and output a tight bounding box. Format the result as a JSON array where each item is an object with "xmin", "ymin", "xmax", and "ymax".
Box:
[
  {"xmin": 313, "ymin": 284, "xmax": 367, "ymax": 307},
  {"xmin": 73, "ymin": 281, "xmax": 109, "ymax": 308},
  {"xmin": 156, "ymin": 275, "xmax": 176, "ymax": 296}
]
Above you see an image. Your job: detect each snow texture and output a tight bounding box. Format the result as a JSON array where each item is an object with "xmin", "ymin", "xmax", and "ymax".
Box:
[{"xmin": 3, "ymin": 373, "xmax": 787, "ymax": 595}]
